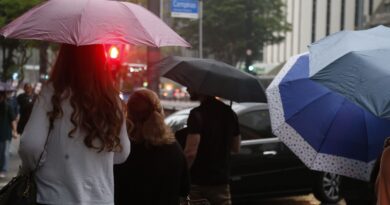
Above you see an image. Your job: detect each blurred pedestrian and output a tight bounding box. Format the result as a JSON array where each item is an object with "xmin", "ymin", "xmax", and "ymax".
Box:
[
  {"xmin": 0, "ymin": 91, "xmax": 17, "ymax": 178},
  {"xmin": 18, "ymin": 44, "xmax": 130, "ymax": 205},
  {"xmin": 375, "ymin": 137, "xmax": 390, "ymax": 205},
  {"xmin": 114, "ymin": 88, "xmax": 190, "ymax": 205},
  {"xmin": 6, "ymin": 89, "xmax": 19, "ymax": 119},
  {"xmin": 184, "ymin": 88, "xmax": 241, "ymax": 205},
  {"xmin": 16, "ymin": 83, "xmax": 36, "ymax": 134}
]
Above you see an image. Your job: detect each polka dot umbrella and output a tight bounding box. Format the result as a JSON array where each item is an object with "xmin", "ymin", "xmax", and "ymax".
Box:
[{"xmin": 266, "ymin": 53, "xmax": 390, "ymax": 181}]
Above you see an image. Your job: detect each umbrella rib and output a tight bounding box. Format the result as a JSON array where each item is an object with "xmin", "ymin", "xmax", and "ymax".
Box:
[
  {"xmin": 0, "ymin": 1, "xmax": 47, "ymax": 36},
  {"xmin": 118, "ymin": 2, "xmax": 156, "ymax": 46},
  {"xmin": 284, "ymin": 91, "xmax": 332, "ymax": 121},
  {"xmin": 319, "ymin": 99, "xmax": 347, "ymax": 151},
  {"xmin": 284, "ymin": 91, "xmax": 347, "ymax": 159},
  {"xmin": 363, "ymin": 111, "xmax": 369, "ymax": 163},
  {"xmin": 196, "ymin": 65, "xmax": 216, "ymax": 95},
  {"xmin": 280, "ymin": 80, "xmax": 333, "ymax": 119},
  {"xmin": 75, "ymin": 0, "xmax": 92, "ymax": 46}
]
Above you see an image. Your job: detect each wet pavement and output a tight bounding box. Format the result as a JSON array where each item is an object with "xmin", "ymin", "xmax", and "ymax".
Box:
[
  {"xmin": 0, "ymin": 139, "xmax": 348, "ymax": 205},
  {"xmin": 247, "ymin": 195, "xmax": 346, "ymax": 205},
  {"xmin": 0, "ymin": 138, "xmax": 21, "ymax": 189}
]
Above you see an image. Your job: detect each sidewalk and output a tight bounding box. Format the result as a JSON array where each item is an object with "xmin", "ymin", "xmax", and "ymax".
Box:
[{"xmin": 0, "ymin": 138, "xmax": 22, "ymax": 189}]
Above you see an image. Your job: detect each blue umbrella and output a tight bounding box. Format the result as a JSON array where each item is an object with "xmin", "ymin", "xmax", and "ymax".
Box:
[
  {"xmin": 309, "ymin": 25, "xmax": 390, "ymax": 119},
  {"xmin": 266, "ymin": 53, "xmax": 390, "ymax": 181}
]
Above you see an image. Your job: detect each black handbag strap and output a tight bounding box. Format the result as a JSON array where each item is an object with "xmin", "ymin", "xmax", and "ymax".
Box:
[{"xmin": 33, "ymin": 119, "xmax": 54, "ymax": 173}]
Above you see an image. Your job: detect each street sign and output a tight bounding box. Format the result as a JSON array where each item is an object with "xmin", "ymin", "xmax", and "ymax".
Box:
[{"xmin": 171, "ymin": 0, "xmax": 199, "ymax": 19}]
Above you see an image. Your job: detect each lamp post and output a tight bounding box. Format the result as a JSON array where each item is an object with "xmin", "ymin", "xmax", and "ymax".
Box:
[
  {"xmin": 245, "ymin": 0, "xmax": 253, "ymax": 73},
  {"xmin": 147, "ymin": 0, "xmax": 161, "ymax": 93},
  {"xmin": 199, "ymin": 0, "xmax": 203, "ymax": 58},
  {"xmin": 160, "ymin": 0, "xmax": 164, "ymax": 19}
]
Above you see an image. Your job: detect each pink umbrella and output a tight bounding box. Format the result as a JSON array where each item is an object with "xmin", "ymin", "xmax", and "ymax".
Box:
[{"xmin": 0, "ymin": 0, "xmax": 190, "ymax": 47}]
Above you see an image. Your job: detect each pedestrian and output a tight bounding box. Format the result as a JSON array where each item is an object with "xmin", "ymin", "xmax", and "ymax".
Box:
[
  {"xmin": 18, "ymin": 44, "xmax": 130, "ymax": 205},
  {"xmin": 0, "ymin": 91, "xmax": 17, "ymax": 178},
  {"xmin": 375, "ymin": 137, "xmax": 390, "ymax": 205},
  {"xmin": 184, "ymin": 88, "xmax": 241, "ymax": 205},
  {"xmin": 6, "ymin": 89, "xmax": 19, "ymax": 120},
  {"xmin": 16, "ymin": 83, "xmax": 36, "ymax": 134},
  {"xmin": 114, "ymin": 88, "xmax": 190, "ymax": 205}
]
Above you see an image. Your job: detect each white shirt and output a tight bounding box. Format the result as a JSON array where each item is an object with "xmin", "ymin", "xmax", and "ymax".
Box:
[{"xmin": 19, "ymin": 84, "xmax": 130, "ymax": 205}]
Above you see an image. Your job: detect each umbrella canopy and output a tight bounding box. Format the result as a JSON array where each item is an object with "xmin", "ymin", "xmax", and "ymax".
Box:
[
  {"xmin": 309, "ymin": 25, "xmax": 390, "ymax": 119},
  {"xmin": 152, "ymin": 56, "xmax": 266, "ymax": 103},
  {"xmin": 0, "ymin": 0, "xmax": 190, "ymax": 47},
  {"xmin": 0, "ymin": 82, "xmax": 16, "ymax": 92},
  {"xmin": 266, "ymin": 53, "xmax": 390, "ymax": 181}
]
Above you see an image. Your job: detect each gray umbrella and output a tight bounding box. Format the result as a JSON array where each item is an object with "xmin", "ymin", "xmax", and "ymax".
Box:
[
  {"xmin": 152, "ymin": 56, "xmax": 266, "ymax": 103},
  {"xmin": 309, "ymin": 25, "xmax": 390, "ymax": 119}
]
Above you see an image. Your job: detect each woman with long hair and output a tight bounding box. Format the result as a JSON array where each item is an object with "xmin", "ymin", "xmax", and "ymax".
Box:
[
  {"xmin": 19, "ymin": 44, "xmax": 130, "ymax": 205},
  {"xmin": 114, "ymin": 88, "xmax": 189, "ymax": 205}
]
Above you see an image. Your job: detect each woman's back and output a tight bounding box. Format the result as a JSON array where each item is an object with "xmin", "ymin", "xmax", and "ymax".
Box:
[
  {"xmin": 19, "ymin": 85, "xmax": 130, "ymax": 205},
  {"xmin": 114, "ymin": 88, "xmax": 190, "ymax": 205},
  {"xmin": 18, "ymin": 44, "xmax": 130, "ymax": 205},
  {"xmin": 114, "ymin": 141, "xmax": 189, "ymax": 205}
]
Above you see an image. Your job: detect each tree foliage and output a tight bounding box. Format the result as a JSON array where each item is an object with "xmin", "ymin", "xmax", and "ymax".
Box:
[
  {"xmin": 0, "ymin": 0, "xmax": 42, "ymax": 81},
  {"xmin": 174, "ymin": 0, "xmax": 290, "ymax": 65}
]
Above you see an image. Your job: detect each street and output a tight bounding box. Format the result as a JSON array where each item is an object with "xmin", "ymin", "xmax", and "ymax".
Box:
[
  {"xmin": 0, "ymin": 139, "xmax": 348, "ymax": 205},
  {"xmin": 0, "ymin": 138, "xmax": 21, "ymax": 189},
  {"xmin": 244, "ymin": 195, "xmax": 346, "ymax": 205}
]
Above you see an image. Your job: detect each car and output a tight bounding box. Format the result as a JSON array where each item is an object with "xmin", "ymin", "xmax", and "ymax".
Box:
[{"xmin": 164, "ymin": 102, "xmax": 342, "ymax": 204}]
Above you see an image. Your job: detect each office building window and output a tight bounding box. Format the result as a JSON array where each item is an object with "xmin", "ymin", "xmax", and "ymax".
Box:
[
  {"xmin": 312, "ymin": 0, "xmax": 317, "ymax": 42},
  {"xmin": 341, "ymin": 0, "xmax": 345, "ymax": 30},
  {"xmin": 326, "ymin": 0, "xmax": 331, "ymax": 35},
  {"xmin": 369, "ymin": 0, "xmax": 374, "ymax": 15},
  {"xmin": 355, "ymin": 0, "xmax": 359, "ymax": 28}
]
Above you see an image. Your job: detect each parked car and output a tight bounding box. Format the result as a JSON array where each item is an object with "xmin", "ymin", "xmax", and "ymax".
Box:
[{"xmin": 165, "ymin": 102, "xmax": 342, "ymax": 204}]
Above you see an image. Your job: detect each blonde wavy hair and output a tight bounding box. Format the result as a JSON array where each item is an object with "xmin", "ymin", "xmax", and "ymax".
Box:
[{"xmin": 127, "ymin": 89, "xmax": 175, "ymax": 146}]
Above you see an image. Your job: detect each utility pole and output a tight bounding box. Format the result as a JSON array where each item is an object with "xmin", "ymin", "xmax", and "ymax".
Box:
[
  {"xmin": 147, "ymin": 0, "xmax": 161, "ymax": 93},
  {"xmin": 199, "ymin": 0, "xmax": 203, "ymax": 58},
  {"xmin": 160, "ymin": 0, "xmax": 164, "ymax": 19},
  {"xmin": 245, "ymin": 0, "xmax": 253, "ymax": 73}
]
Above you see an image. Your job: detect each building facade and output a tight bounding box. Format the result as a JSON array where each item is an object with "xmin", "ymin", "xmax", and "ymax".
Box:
[{"xmin": 263, "ymin": 0, "xmax": 384, "ymax": 65}]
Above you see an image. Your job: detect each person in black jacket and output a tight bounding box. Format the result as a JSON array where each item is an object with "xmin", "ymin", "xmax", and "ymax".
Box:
[
  {"xmin": 184, "ymin": 88, "xmax": 241, "ymax": 205},
  {"xmin": 114, "ymin": 88, "xmax": 190, "ymax": 205},
  {"xmin": 16, "ymin": 83, "xmax": 36, "ymax": 134}
]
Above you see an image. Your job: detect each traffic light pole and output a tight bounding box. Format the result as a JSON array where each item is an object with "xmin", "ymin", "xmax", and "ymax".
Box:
[
  {"xmin": 199, "ymin": 0, "xmax": 203, "ymax": 58},
  {"xmin": 244, "ymin": 0, "xmax": 253, "ymax": 73},
  {"xmin": 147, "ymin": 0, "xmax": 161, "ymax": 93}
]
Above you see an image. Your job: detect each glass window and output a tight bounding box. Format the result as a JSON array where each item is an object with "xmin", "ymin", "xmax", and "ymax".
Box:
[
  {"xmin": 165, "ymin": 114, "xmax": 188, "ymax": 133},
  {"xmin": 238, "ymin": 110, "xmax": 273, "ymax": 140}
]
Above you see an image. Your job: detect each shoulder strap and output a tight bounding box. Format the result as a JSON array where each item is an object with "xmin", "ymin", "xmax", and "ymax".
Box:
[{"xmin": 33, "ymin": 119, "xmax": 54, "ymax": 173}]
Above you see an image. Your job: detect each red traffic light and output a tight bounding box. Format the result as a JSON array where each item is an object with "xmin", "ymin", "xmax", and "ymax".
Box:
[{"xmin": 109, "ymin": 46, "xmax": 120, "ymax": 59}]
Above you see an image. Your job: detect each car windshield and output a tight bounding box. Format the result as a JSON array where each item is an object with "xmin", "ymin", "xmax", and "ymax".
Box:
[
  {"xmin": 164, "ymin": 103, "xmax": 274, "ymax": 140},
  {"xmin": 165, "ymin": 113, "xmax": 189, "ymax": 132}
]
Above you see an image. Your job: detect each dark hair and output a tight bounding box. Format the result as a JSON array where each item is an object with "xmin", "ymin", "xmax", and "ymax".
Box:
[{"xmin": 48, "ymin": 44, "xmax": 124, "ymax": 152}]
